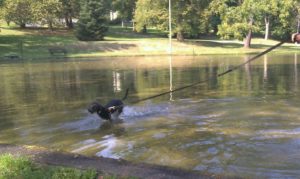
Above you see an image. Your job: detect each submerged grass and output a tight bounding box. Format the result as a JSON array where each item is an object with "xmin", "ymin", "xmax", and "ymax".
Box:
[{"xmin": 0, "ymin": 22, "xmax": 299, "ymax": 60}]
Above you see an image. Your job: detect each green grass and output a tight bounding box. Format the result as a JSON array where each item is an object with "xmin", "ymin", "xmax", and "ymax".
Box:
[
  {"xmin": 0, "ymin": 154, "xmax": 97, "ymax": 179},
  {"xmin": 106, "ymin": 26, "xmax": 168, "ymax": 41},
  {"xmin": 0, "ymin": 154, "xmax": 138, "ymax": 179},
  {"xmin": 0, "ymin": 22, "xmax": 299, "ymax": 60}
]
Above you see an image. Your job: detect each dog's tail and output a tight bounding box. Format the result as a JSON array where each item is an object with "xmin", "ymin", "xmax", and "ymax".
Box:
[{"xmin": 122, "ymin": 88, "xmax": 129, "ymax": 101}]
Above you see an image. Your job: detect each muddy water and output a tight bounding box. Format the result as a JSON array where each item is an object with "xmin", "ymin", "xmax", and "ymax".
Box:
[{"xmin": 0, "ymin": 54, "xmax": 300, "ymax": 178}]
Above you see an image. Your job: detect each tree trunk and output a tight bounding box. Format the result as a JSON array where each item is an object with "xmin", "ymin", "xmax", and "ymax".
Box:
[
  {"xmin": 142, "ymin": 25, "xmax": 147, "ymax": 33},
  {"xmin": 244, "ymin": 18, "xmax": 253, "ymax": 48},
  {"xmin": 20, "ymin": 23, "xmax": 26, "ymax": 28},
  {"xmin": 65, "ymin": 16, "xmax": 74, "ymax": 29},
  {"xmin": 264, "ymin": 16, "xmax": 270, "ymax": 40},
  {"xmin": 244, "ymin": 30, "xmax": 252, "ymax": 48},
  {"xmin": 49, "ymin": 21, "xmax": 53, "ymax": 31},
  {"xmin": 132, "ymin": 21, "xmax": 136, "ymax": 32},
  {"xmin": 176, "ymin": 31, "xmax": 184, "ymax": 41},
  {"xmin": 176, "ymin": 14, "xmax": 184, "ymax": 41},
  {"xmin": 297, "ymin": 19, "xmax": 300, "ymax": 34},
  {"xmin": 68, "ymin": 17, "xmax": 73, "ymax": 29}
]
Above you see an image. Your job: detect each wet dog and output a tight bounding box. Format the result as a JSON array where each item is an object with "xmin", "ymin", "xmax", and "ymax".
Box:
[{"xmin": 88, "ymin": 89, "xmax": 129, "ymax": 121}]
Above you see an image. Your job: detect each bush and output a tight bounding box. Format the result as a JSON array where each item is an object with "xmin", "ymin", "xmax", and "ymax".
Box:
[{"xmin": 75, "ymin": 0, "xmax": 110, "ymax": 41}]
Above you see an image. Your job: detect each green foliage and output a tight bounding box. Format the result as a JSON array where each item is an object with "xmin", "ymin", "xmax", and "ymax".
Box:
[
  {"xmin": 32, "ymin": 0, "xmax": 62, "ymax": 30},
  {"xmin": 0, "ymin": 154, "xmax": 97, "ymax": 179},
  {"xmin": 2, "ymin": 0, "xmax": 34, "ymax": 28},
  {"xmin": 273, "ymin": 0, "xmax": 298, "ymax": 39},
  {"xmin": 217, "ymin": 0, "xmax": 260, "ymax": 40},
  {"xmin": 134, "ymin": 0, "xmax": 166, "ymax": 32},
  {"xmin": 59, "ymin": 0, "xmax": 81, "ymax": 28},
  {"xmin": 0, "ymin": 0, "xmax": 4, "ymax": 6},
  {"xmin": 0, "ymin": 154, "xmax": 37, "ymax": 179},
  {"xmin": 75, "ymin": 0, "xmax": 111, "ymax": 41},
  {"xmin": 134, "ymin": 0, "xmax": 210, "ymax": 40},
  {"xmin": 50, "ymin": 167, "xmax": 97, "ymax": 179},
  {"xmin": 211, "ymin": 0, "xmax": 298, "ymax": 42},
  {"xmin": 112, "ymin": 0, "xmax": 136, "ymax": 21}
]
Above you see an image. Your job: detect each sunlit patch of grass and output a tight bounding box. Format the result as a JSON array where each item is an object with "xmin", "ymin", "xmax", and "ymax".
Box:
[
  {"xmin": 0, "ymin": 154, "xmax": 97, "ymax": 179},
  {"xmin": 0, "ymin": 154, "xmax": 139, "ymax": 179},
  {"xmin": 106, "ymin": 25, "xmax": 167, "ymax": 41}
]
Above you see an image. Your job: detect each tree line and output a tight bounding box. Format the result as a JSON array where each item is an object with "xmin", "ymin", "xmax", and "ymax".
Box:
[
  {"xmin": 0, "ymin": 0, "xmax": 80, "ymax": 30},
  {"xmin": 1, "ymin": 0, "xmax": 300, "ymax": 47},
  {"xmin": 134, "ymin": 0, "xmax": 300, "ymax": 47}
]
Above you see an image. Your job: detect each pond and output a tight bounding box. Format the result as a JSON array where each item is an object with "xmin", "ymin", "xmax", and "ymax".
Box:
[{"xmin": 0, "ymin": 54, "xmax": 300, "ymax": 178}]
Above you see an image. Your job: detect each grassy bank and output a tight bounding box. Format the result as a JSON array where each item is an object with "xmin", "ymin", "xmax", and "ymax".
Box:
[
  {"xmin": 0, "ymin": 144, "xmax": 210, "ymax": 179},
  {"xmin": 0, "ymin": 154, "xmax": 98, "ymax": 179},
  {"xmin": 0, "ymin": 154, "xmax": 136, "ymax": 179},
  {"xmin": 0, "ymin": 23, "xmax": 299, "ymax": 60}
]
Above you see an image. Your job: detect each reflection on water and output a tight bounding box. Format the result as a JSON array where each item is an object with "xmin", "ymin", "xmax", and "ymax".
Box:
[{"xmin": 1, "ymin": 54, "xmax": 300, "ymax": 178}]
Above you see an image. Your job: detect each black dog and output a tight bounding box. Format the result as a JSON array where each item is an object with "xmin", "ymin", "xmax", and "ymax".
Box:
[{"xmin": 88, "ymin": 89, "xmax": 129, "ymax": 121}]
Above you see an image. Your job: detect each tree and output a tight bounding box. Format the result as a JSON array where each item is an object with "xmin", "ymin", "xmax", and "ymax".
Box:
[
  {"xmin": 0, "ymin": 0, "xmax": 5, "ymax": 20},
  {"xmin": 214, "ymin": 0, "xmax": 261, "ymax": 48},
  {"xmin": 0, "ymin": 0, "xmax": 4, "ymax": 6},
  {"xmin": 75, "ymin": 0, "xmax": 111, "ymax": 41},
  {"xmin": 257, "ymin": 0, "xmax": 280, "ymax": 40},
  {"xmin": 112, "ymin": 0, "xmax": 137, "ymax": 25},
  {"xmin": 134, "ymin": 0, "xmax": 163, "ymax": 33},
  {"xmin": 210, "ymin": 0, "xmax": 298, "ymax": 46},
  {"xmin": 134, "ymin": 0, "xmax": 210, "ymax": 41},
  {"xmin": 59, "ymin": 0, "xmax": 80, "ymax": 29},
  {"xmin": 273, "ymin": 0, "xmax": 298, "ymax": 39},
  {"xmin": 296, "ymin": 2, "xmax": 300, "ymax": 33},
  {"xmin": 33, "ymin": 0, "xmax": 62, "ymax": 30},
  {"xmin": 2, "ymin": 0, "xmax": 34, "ymax": 28}
]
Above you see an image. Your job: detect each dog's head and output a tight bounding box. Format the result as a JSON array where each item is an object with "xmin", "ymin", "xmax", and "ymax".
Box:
[
  {"xmin": 88, "ymin": 102, "xmax": 111, "ymax": 120},
  {"xmin": 87, "ymin": 102, "xmax": 103, "ymax": 114}
]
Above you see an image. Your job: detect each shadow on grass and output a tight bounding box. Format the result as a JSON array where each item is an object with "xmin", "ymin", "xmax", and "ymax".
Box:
[
  {"xmin": 184, "ymin": 39, "xmax": 281, "ymax": 49},
  {"xmin": 67, "ymin": 42, "xmax": 137, "ymax": 53},
  {"xmin": 184, "ymin": 40, "xmax": 243, "ymax": 48},
  {"xmin": 106, "ymin": 26, "xmax": 167, "ymax": 41}
]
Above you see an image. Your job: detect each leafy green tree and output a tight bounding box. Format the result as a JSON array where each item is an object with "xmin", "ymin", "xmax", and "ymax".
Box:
[
  {"xmin": 75, "ymin": 0, "xmax": 111, "ymax": 41},
  {"xmin": 214, "ymin": 0, "xmax": 262, "ymax": 48},
  {"xmin": 59, "ymin": 0, "xmax": 80, "ymax": 29},
  {"xmin": 2, "ymin": 0, "xmax": 34, "ymax": 28},
  {"xmin": 296, "ymin": 2, "xmax": 300, "ymax": 33},
  {"xmin": 112, "ymin": 0, "xmax": 136, "ymax": 23},
  {"xmin": 33, "ymin": 0, "xmax": 62, "ymax": 30},
  {"xmin": 272, "ymin": 0, "xmax": 298, "ymax": 39},
  {"xmin": 257, "ymin": 0, "xmax": 297, "ymax": 40},
  {"xmin": 0, "ymin": 0, "xmax": 4, "ymax": 6},
  {"xmin": 210, "ymin": 0, "xmax": 298, "ymax": 46},
  {"xmin": 257, "ymin": 0, "xmax": 280, "ymax": 40},
  {"xmin": 134, "ymin": 0, "xmax": 163, "ymax": 33},
  {"xmin": 134, "ymin": 0, "xmax": 210, "ymax": 41},
  {"xmin": 0, "ymin": 0, "xmax": 4, "ymax": 20}
]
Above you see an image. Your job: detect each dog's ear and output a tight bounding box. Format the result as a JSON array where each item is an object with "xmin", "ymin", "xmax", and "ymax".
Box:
[{"xmin": 87, "ymin": 102, "xmax": 101, "ymax": 113}]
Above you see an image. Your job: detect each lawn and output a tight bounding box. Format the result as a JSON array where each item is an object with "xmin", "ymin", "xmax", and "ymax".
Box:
[
  {"xmin": 0, "ymin": 154, "xmax": 98, "ymax": 179},
  {"xmin": 0, "ymin": 22, "xmax": 299, "ymax": 60},
  {"xmin": 0, "ymin": 154, "xmax": 138, "ymax": 179}
]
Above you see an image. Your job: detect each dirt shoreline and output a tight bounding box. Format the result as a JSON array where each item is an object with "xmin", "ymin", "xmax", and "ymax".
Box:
[{"xmin": 0, "ymin": 143, "xmax": 226, "ymax": 179}]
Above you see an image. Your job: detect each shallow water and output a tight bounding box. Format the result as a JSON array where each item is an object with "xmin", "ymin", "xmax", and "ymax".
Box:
[{"xmin": 1, "ymin": 54, "xmax": 300, "ymax": 178}]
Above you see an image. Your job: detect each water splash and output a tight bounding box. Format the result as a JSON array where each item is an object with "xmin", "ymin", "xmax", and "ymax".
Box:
[
  {"xmin": 121, "ymin": 102, "xmax": 171, "ymax": 120},
  {"xmin": 71, "ymin": 135, "xmax": 121, "ymax": 159},
  {"xmin": 60, "ymin": 115, "xmax": 101, "ymax": 132}
]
